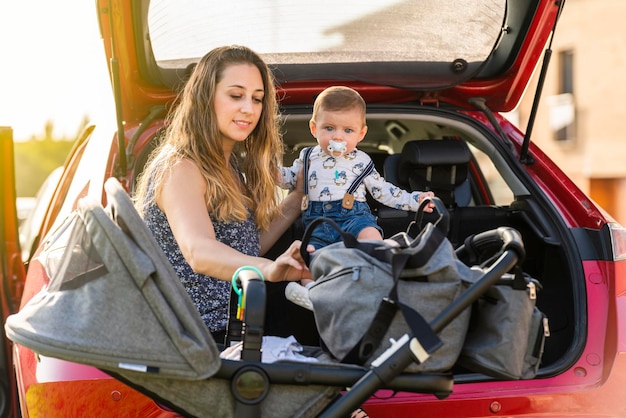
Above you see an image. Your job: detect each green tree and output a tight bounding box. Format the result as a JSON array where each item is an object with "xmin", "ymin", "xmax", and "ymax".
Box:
[{"xmin": 14, "ymin": 119, "xmax": 87, "ymax": 197}]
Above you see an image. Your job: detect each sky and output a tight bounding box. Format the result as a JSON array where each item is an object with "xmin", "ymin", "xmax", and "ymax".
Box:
[{"xmin": 0, "ymin": 1, "xmax": 115, "ymax": 141}]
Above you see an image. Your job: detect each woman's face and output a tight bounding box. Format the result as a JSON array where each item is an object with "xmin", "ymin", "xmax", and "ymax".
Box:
[{"xmin": 214, "ymin": 63, "xmax": 264, "ymax": 146}]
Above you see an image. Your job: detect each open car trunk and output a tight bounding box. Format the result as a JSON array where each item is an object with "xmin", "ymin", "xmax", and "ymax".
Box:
[
  {"xmin": 265, "ymin": 107, "xmax": 579, "ymax": 379},
  {"xmin": 127, "ymin": 105, "xmax": 580, "ymax": 383}
]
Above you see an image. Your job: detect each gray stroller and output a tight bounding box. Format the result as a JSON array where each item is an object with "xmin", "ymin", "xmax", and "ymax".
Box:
[{"xmin": 5, "ymin": 178, "xmax": 526, "ymax": 418}]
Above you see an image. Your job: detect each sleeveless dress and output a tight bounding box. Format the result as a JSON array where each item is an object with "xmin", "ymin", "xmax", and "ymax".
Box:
[{"xmin": 141, "ymin": 182, "xmax": 260, "ymax": 334}]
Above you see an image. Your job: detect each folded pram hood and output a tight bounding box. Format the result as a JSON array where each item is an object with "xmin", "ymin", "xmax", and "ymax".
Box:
[{"xmin": 5, "ymin": 178, "xmax": 220, "ymax": 380}]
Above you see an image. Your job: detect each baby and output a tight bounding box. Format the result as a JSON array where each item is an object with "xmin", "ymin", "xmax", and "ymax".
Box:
[{"xmin": 280, "ymin": 86, "xmax": 435, "ymax": 310}]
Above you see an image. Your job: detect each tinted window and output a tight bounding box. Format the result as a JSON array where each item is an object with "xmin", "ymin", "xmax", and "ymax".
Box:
[{"xmin": 148, "ymin": 0, "xmax": 506, "ymax": 88}]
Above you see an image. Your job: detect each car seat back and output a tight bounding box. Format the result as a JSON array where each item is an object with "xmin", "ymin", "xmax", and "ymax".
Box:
[{"xmin": 385, "ymin": 139, "xmax": 472, "ymax": 208}]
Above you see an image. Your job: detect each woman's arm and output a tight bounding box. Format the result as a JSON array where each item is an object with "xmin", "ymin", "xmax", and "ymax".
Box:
[
  {"xmin": 259, "ymin": 167, "xmax": 304, "ymax": 255},
  {"xmin": 158, "ymin": 159, "xmax": 310, "ymax": 282},
  {"xmin": 259, "ymin": 188, "xmax": 304, "ymax": 255}
]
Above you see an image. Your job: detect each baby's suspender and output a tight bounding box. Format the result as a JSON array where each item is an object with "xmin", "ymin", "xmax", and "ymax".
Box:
[{"xmin": 300, "ymin": 147, "xmax": 374, "ymax": 210}]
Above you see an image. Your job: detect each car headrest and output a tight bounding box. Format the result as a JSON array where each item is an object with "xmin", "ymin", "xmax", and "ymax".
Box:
[
  {"xmin": 398, "ymin": 140, "xmax": 470, "ymax": 177},
  {"xmin": 395, "ymin": 139, "xmax": 472, "ymax": 207}
]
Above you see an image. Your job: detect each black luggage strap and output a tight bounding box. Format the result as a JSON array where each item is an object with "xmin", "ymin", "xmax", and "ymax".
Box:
[{"xmin": 349, "ymin": 230, "xmax": 445, "ymax": 365}]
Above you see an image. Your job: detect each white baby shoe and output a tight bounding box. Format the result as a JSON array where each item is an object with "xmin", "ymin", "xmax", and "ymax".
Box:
[{"xmin": 285, "ymin": 282, "xmax": 314, "ymax": 311}]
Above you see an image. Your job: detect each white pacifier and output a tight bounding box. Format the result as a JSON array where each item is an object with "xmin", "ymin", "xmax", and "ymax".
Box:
[{"xmin": 327, "ymin": 140, "xmax": 347, "ymax": 157}]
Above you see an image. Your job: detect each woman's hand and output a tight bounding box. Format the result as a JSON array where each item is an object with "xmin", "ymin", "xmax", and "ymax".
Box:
[{"xmin": 263, "ymin": 240, "xmax": 313, "ymax": 283}]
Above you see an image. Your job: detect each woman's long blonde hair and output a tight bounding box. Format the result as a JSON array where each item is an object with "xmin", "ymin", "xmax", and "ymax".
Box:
[{"xmin": 135, "ymin": 45, "xmax": 283, "ymax": 230}]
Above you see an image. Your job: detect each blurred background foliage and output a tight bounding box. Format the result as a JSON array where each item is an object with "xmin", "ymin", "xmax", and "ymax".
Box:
[{"xmin": 14, "ymin": 118, "xmax": 88, "ymax": 197}]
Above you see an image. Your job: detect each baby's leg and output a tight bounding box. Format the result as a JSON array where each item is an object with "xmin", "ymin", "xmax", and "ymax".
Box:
[
  {"xmin": 357, "ymin": 226, "xmax": 384, "ymax": 241},
  {"xmin": 300, "ymin": 278, "xmax": 314, "ymax": 287}
]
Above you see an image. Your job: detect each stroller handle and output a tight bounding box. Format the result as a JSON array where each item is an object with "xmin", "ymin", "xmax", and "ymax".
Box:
[{"xmin": 456, "ymin": 226, "xmax": 526, "ymax": 265}]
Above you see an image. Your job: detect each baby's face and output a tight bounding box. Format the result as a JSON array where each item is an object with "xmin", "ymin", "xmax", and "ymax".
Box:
[{"xmin": 310, "ymin": 108, "xmax": 367, "ymax": 157}]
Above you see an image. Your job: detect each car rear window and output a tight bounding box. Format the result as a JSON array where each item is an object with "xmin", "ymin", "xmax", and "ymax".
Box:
[{"xmin": 147, "ymin": 0, "xmax": 506, "ymax": 87}]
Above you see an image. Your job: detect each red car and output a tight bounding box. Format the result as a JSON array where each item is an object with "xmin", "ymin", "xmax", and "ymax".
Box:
[{"xmin": 1, "ymin": 0, "xmax": 626, "ymax": 416}]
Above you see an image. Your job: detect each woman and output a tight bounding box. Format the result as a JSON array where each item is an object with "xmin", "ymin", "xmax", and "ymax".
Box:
[{"xmin": 134, "ymin": 45, "xmax": 310, "ymax": 342}]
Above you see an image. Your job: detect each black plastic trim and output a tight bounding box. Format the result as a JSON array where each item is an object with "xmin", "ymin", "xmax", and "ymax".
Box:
[{"xmin": 570, "ymin": 225, "xmax": 615, "ymax": 262}]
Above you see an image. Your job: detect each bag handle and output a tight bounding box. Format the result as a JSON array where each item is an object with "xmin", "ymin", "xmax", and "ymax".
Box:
[
  {"xmin": 299, "ymin": 217, "xmax": 360, "ymax": 264},
  {"xmin": 408, "ymin": 196, "xmax": 449, "ymax": 238}
]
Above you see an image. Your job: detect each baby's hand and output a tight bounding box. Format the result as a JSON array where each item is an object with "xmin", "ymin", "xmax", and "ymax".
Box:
[{"xmin": 418, "ymin": 191, "xmax": 436, "ymax": 212}]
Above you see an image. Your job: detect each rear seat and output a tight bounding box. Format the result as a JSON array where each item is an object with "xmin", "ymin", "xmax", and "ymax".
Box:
[
  {"xmin": 383, "ymin": 138, "xmax": 472, "ymax": 208},
  {"xmin": 377, "ymin": 138, "xmax": 473, "ymax": 240}
]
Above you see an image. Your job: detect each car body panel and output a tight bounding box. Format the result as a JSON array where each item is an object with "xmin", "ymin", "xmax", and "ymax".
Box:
[
  {"xmin": 22, "ymin": 379, "xmax": 170, "ymax": 417},
  {"xmin": 0, "ymin": 127, "xmax": 24, "ymax": 417},
  {"xmin": 365, "ymin": 354, "xmax": 626, "ymax": 417}
]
